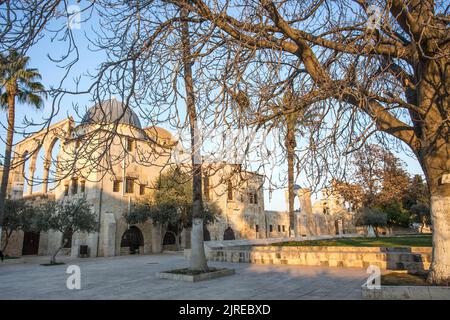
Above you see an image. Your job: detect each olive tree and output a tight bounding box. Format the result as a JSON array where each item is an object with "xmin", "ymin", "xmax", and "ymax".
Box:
[{"xmin": 38, "ymin": 197, "xmax": 98, "ymax": 264}]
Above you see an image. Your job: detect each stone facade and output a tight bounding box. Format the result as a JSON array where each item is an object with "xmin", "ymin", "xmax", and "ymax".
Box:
[
  {"xmin": 265, "ymin": 187, "xmax": 356, "ymax": 238},
  {"xmin": 1, "ymin": 99, "xmax": 269, "ymax": 258}
]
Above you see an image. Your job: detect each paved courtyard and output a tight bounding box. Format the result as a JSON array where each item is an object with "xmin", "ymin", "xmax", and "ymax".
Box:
[{"xmin": 0, "ymin": 253, "xmax": 368, "ymax": 299}]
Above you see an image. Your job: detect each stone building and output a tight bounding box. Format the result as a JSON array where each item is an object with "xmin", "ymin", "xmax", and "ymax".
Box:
[
  {"xmin": 266, "ymin": 186, "xmax": 356, "ymax": 237},
  {"xmin": 1, "ymin": 99, "xmax": 267, "ymax": 257}
]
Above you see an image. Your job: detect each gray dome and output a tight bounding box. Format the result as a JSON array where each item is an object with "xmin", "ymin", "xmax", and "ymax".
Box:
[{"xmin": 81, "ymin": 98, "xmax": 142, "ymax": 128}]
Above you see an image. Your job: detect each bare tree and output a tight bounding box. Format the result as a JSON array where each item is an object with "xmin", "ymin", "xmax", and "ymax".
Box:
[{"xmin": 171, "ymin": 0, "xmax": 449, "ymax": 285}]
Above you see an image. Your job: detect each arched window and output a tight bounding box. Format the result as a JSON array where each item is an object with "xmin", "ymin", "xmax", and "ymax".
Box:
[
  {"xmin": 33, "ymin": 145, "xmax": 46, "ymax": 193},
  {"xmin": 22, "ymin": 151, "xmax": 31, "ymax": 195},
  {"xmin": 47, "ymin": 139, "xmax": 61, "ymax": 193}
]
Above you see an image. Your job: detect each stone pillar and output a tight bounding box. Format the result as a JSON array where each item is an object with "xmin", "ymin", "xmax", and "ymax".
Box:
[
  {"xmin": 297, "ymin": 188, "xmax": 314, "ymax": 236},
  {"xmin": 151, "ymin": 224, "xmax": 162, "ymax": 253},
  {"xmin": 101, "ymin": 213, "xmax": 116, "ymax": 257}
]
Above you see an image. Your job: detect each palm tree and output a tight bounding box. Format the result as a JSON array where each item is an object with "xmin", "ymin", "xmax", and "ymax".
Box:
[
  {"xmin": 0, "ymin": 50, "xmax": 46, "ymax": 248},
  {"xmin": 276, "ymin": 89, "xmax": 320, "ymax": 237}
]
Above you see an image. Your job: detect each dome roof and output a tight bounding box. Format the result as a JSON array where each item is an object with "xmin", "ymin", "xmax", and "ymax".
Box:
[{"xmin": 81, "ymin": 98, "xmax": 142, "ymax": 128}]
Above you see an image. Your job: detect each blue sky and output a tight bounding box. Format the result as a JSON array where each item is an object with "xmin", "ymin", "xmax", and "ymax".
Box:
[{"xmin": 0, "ymin": 4, "xmax": 425, "ymax": 212}]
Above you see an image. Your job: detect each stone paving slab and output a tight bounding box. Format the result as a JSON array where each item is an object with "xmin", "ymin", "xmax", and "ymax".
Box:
[{"xmin": 0, "ymin": 253, "xmax": 368, "ymax": 300}]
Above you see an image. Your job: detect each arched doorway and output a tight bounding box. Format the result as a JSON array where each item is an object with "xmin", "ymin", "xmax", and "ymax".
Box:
[
  {"xmin": 121, "ymin": 226, "xmax": 144, "ymax": 254},
  {"xmin": 203, "ymin": 227, "xmax": 211, "ymax": 241},
  {"xmin": 162, "ymin": 231, "xmax": 177, "ymax": 251},
  {"xmin": 223, "ymin": 227, "xmax": 235, "ymax": 240},
  {"xmin": 22, "ymin": 231, "xmax": 40, "ymax": 255}
]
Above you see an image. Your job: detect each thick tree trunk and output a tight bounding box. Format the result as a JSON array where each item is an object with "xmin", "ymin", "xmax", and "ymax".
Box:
[
  {"xmin": 1, "ymin": 230, "xmax": 10, "ymax": 252},
  {"xmin": 410, "ymin": 46, "xmax": 450, "ymax": 285},
  {"xmin": 0, "ymin": 93, "xmax": 16, "ymax": 249},
  {"xmin": 427, "ymin": 193, "xmax": 450, "ymax": 285},
  {"xmin": 180, "ymin": 8, "xmax": 208, "ymax": 272}
]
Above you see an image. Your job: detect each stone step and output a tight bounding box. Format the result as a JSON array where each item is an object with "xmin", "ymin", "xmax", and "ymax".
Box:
[{"xmin": 209, "ymin": 249, "xmax": 431, "ymax": 272}]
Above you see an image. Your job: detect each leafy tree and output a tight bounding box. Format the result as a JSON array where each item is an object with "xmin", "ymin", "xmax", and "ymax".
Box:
[
  {"xmin": 124, "ymin": 167, "xmax": 220, "ymax": 249},
  {"xmin": 0, "ymin": 50, "xmax": 46, "ymax": 248},
  {"xmin": 38, "ymin": 197, "xmax": 98, "ymax": 264},
  {"xmin": 403, "ymin": 175, "xmax": 430, "ymax": 210},
  {"xmin": 355, "ymin": 207, "xmax": 387, "ymax": 238},
  {"xmin": 410, "ymin": 203, "xmax": 431, "ymax": 233},
  {"xmin": 382, "ymin": 201, "xmax": 411, "ymax": 228},
  {"xmin": 1, "ymin": 199, "xmax": 38, "ymax": 253}
]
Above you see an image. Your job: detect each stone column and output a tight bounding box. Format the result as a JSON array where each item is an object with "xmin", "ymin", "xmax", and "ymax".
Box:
[
  {"xmin": 101, "ymin": 213, "xmax": 116, "ymax": 257},
  {"xmin": 151, "ymin": 224, "xmax": 162, "ymax": 253},
  {"xmin": 297, "ymin": 188, "xmax": 314, "ymax": 236}
]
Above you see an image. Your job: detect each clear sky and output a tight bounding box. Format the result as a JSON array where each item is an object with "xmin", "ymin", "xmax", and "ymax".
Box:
[{"xmin": 0, "ymin": 5, "xmax": 425, "ymax": 212}]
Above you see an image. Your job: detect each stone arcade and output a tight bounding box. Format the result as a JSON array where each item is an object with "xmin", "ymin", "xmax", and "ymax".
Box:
[{"xmin": 1, "ymin": 99, "xmax": 355, "ymax": 258}]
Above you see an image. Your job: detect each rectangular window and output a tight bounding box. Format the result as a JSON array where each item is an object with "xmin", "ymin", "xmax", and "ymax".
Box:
[
  {"xmin": 255, "ymin": 225, "xmax": 259, "ymax": 232},
  {"xmin": 71, "ymin": 178, "xmax": 78, "ymax": 195},
  {"xmin": 203, "ymin": 176, "xmax": 210, "ymax": 201},
  {"xmin": 227, "ymin": 180, "xmax": 233, "ymax": 201},
  {"xmin": 64, "ymin": 184, "xmax": 69, "ymax": 196},
  {"xmin": 139, "ymin": 184, "xmax": 146, "ymax": 195},
  {"xmin": 125, "ymin": 177, "xmax": 134, "ymax": 194},
  {"xmin": 278, "ymin": 225, "xmax": 281, "ymax": 232},
  {"xmin": 282, "ymin": 225, "xmax": 285, "ymax": 232},
  {"xmin": 80, "ymin": 181, "xmax": 86, "ymax": 193},
  {"xmin": 254, "ymin": 192, "xmax": 258, "ymax": 204},
  {"xmin": 248, "ymin": 193, "xmax": 253, "ymax": 204},
  {"xmin": 126, "ymin": 138, "xmax": 134, "ymax": 152},
  {"xmin": 113, "ymin": 180, "xmax": 121, "ymax": 193},
  {"xmin": 269, "ymin": 225, "xmax": 273, "ymax": 232}
]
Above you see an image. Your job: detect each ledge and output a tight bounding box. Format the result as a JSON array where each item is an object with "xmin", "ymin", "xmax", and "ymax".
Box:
[
  {"xmin": 156, "ymin": 268, "xmax": 235, "ymax": 282},
  {"xmin": 361, "ymin": 283, "xmax": 450, "ymax": 300}
]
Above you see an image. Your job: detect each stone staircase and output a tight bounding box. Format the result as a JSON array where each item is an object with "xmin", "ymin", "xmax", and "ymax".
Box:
[{"xmin": 207, "ymin": 246, "xmax": 432, "ymax": 272}]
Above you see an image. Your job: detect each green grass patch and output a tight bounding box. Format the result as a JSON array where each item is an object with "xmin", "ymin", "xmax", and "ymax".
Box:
[{"xmin": 273, "ymin": 235, "xmax": 432, "ymax": 247}]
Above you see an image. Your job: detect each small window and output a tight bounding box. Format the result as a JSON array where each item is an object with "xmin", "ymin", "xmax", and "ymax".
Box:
[
  {"xmin": 113, "ymin": 180, "xmax": 121, "ymax": 193},
  {"xmin": 278, "ymin": 225, "xmax": 281, "ymax": 232},
  {"xmin": 80, "ymin": 181, "xmax": 86, "ymax": 193},
  {"xmin": 248, "ymin": 193, "xmax": 253, "ymax": 204},
  {"xmin": 125, "ymin": 177, "xmax": 134, "ymax": 194},
  {"xmin": 269, "ymin": 225, "xmax": 273, "ymax": 232},
  {"xmin": 254, "ymin": 193, "xmax": 258, "ymax": 204},
  {"xmin": 126, "ymin": 138, "xmax": 134, "ymax": 152},
  {"xmin": 71, "ymin": 178, "xmax": 78, "ymax": 195},
  {"xmin": 282, "ymin": 225, "xmax": 285, "ymax": 232},
  {"xmin": 64, "ymin": 184, "xmax": 69, "ymax": 196},
  {"xmin": 255, "ymin": 225, "xmax": 259, "ymax": 232},
  {"xmin": 139, "ymin": 184, "xmax": 146, "ymax": 195},
  {"xmin": 227, "ymin": 180, "xmax": 233, "ymax": 201}
]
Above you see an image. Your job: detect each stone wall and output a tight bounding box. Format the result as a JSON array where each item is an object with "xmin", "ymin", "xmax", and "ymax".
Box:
[{"xmin": 207, "ymin": 246, "xmax": 432, "ymax": 272}]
